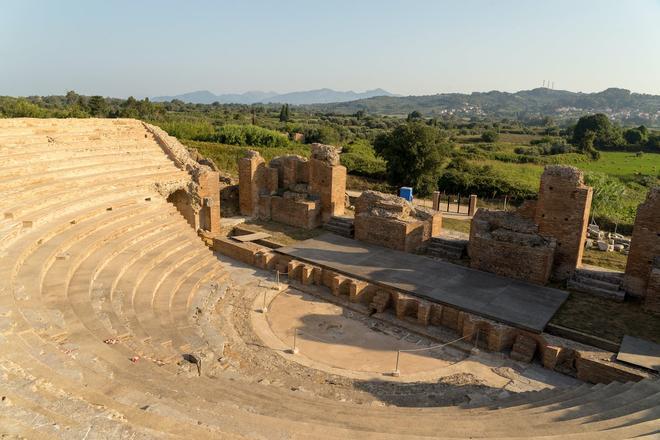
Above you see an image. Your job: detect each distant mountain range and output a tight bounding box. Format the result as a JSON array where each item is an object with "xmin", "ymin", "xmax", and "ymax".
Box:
[
  {"xmin": 152, "ymin": 88, "xmax": 396, "ymax": 105},
  {"xmin": 305, "ymin": 88, "xmax": 660, "ymax": 126}
]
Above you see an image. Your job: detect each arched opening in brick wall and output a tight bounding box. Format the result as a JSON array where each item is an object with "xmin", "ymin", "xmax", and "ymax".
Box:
[{"xmin": 167, "ymin": 188, "xmax": 196, "ymax": 229}]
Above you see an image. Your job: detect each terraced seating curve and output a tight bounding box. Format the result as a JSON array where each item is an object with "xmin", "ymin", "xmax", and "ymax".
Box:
[{"xmin": 0, "ymin": 118, "xmax": 658, "ymax": 439}]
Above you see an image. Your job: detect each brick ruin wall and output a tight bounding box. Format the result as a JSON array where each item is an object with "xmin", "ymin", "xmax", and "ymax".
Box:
[
  {"xmin": 624, "ymin": 187, "xmax": 660, "ymax": 309},
  {"xmin": 353, "ymin": 191, "xmax": 442, "ymax": 253},
  {"xmin": 467, "ymin": 166, "xmax": 591, "ymax": 284},
  {"xmin": 534, "ymin": 165, "xmax": 592, "ymax": 281},
  {"xmin": 145, "ymin": 122, "xmax": 221, "ymax": 234},
  {"xmin": 238, "ymin": 145, "xmax": 346, "ymax": 229},
  {"xmin": 468, "ymin": 209, "xmax": 556, "ymax": 284}
]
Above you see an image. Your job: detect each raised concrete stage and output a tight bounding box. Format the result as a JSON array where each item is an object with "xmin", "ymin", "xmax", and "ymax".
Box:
[{"xmin": 276, "ymin": 233, "xmax": 569, "ymax": 333}]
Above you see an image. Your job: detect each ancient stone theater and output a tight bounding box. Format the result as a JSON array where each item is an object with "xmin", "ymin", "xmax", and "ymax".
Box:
[{"xmin": 0, "ymin": 118, "xmax": 658, "ymax": 439}]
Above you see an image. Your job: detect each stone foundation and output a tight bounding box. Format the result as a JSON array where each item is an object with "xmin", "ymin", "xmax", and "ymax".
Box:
[
  {"xmin": 468, "ymin": 210, "xmax": 556, "ymax": 284},
  {"xmin": 467, "ymin": 166, "xmax": 592, "ymax": 284},
  {"xmin": 238, "ymin": 145, "xmax": 346, "ymax": 229},
  {"xmin": 354, "ymin": 191, "xmax": 442, "ymax": 252}
]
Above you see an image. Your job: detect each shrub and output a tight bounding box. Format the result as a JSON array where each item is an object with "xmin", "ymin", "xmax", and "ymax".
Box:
[
  {"xmin": 209, "ymin": 124, "xmax": 290, "ymax": 148},
  {"xmin": 438, "ymin": 158, "xmax": 536, "ymax": 199},
  {"xmin": 481, "ymin": 130, "xmax": 499, "ymax": 142},
  {"xmin": 0, "ymin": 98, "xmax": 50, "ymax": 118},
  {"xmin": 156, "ymin": 119, "xmax": 215, "ymax": 140},
  {"xmin": 340, "ymin": 140, "xmax": 386, "ymax": 178}
]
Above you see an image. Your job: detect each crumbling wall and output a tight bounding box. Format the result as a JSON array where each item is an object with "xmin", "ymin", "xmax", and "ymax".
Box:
[
  {"xmin": 237, "ymin": 145, "xmax": 346, "ymax": 229},
  {"xmin": 167, "ymin": 189, "xmax": 196, "ymax": 228},
  {"xmin": 643, "ymin": 261, "xmax": 660, "ymax": 313},
  {"xmin": 353, "ymin": 191, "xmax": 442, "ymax": 252},
  {"xmin": 270, "ymin": 196, "xmax": 322, "ymax": 229},
  {"xmin": 624, "ymin": 187, "xmax": 660, "ymax": 303},
  {"xmin": 534, "ymin": 166, "xmax": 592, "ymax": 281},
  {"xmin": 309, "ymin": 144, "xmax": 346, "ymax": 222},
  {"xmin": 468, "ymin": 209, "xmax": 556, "ymax": 284},
  {"xmin": 145, "ymin": 122, "xmax": 222, "ymax": 234},
  {"xmin": 238, "ymin": 151, "xmax": 268, "ymax": 216}
]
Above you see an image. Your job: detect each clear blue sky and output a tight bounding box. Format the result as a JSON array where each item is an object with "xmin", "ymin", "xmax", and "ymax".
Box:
[{"xmin": 1, "ymin": 0, "xmax": 659, "ymax": 97}]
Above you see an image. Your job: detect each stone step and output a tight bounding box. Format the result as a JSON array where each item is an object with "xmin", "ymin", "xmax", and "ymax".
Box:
[
  {"xmin": 428, "ymin": 241, "xmax": 465, "ymax": 253},
  {"xmin": 324, "ymin": 217, "xmax": 355, "ymax": 238},
  {"xmin": 574, "ymin": 267, "xmax": 624, "ymax": 284},
  {"xmin": 573, "ymin": 274, "xmax": 622, "ymax": 291},
  {"xmin": 323, "ymin": 224, "xmax": 354, "ymax": 237},
  {"xmin": 324, "ymin": 221, "xmax": 353, "ymax": 230},
  {"xmin": 567, "ymin": 280, "xmax": 626, "ymax": 302},
  {"xmin": 427, "ymin": 240, "xmax": 466, "ymax": 259},
  {"xmin": 430, "ymin": 238, "xmax": 468, "ymax": 250}
]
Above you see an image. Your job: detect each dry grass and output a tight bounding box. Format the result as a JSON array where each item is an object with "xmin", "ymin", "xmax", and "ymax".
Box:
[
  {"xmin": 581, "ymin": 249, "xmax": 628, "ymax": 272},
  {"xmin": 442, "ymin": 217, "xmax": 471, "ymax": 235},
  {"xmin": 239, "ymin": 219, "xmax": 325, "ymax": 245},
  {"xmin": 551, "ymin": 291, "xmax": 660, "ymax": 344}
]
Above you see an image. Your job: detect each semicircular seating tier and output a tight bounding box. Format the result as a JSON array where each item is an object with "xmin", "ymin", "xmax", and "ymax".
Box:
[{"xmin": 0, "ymin": 118, "xmax": 658, "ymax": 439}]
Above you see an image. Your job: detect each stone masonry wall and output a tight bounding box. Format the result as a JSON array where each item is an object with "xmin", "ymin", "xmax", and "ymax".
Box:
[
  {"xmin": 145, "ymin": 122, "xmax": 222, "ymax": 234},
  {"xmin": 237, "ymin": 146, "xmax": 345, "ymax": 228},
  {"xmin": 238, "ymin": 151, "xmax": 266, "ymax": 216},
  {"xmin": 624, "ymin": 187, "xmax": 660, "ymax": 300},
  {"xmin": 534, "ymin": 166, "xmax": 592, "ymax": 281},
  {"xmin": 309, "ymin": 158, "xmax": 346, "ymax": 223},
  {"xmin": 468, "ymin": 209, "xmax": 556, "ymax": 284},
  {"xmin": 354, "ymin": 190, "xmax": 441, "ymax": 253},
  {"xmin": 643, "ymin": 262, "xmax": 660, "ymax": 313}
]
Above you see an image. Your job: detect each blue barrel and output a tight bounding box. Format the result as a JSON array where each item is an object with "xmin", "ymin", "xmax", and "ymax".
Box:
[{"xmin": 399, "ymin": 187, "xmax": 413, "ymax": 202}]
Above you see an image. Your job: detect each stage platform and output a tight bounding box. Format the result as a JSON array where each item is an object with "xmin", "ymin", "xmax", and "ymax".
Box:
[{"xmin": 276, "ymin": 233, "xmax": 569, "ymax": 333}]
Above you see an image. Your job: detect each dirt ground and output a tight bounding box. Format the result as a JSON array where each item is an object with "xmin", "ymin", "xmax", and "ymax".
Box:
[{"xmin": 208, "ymin": 262, "xmax": 580, "ymax": 408}]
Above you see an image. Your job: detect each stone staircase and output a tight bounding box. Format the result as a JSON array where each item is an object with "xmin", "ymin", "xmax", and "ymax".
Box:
[
  {"xmin": 323, "ymin": 215, "xmax": 354, "ymax": 238},
  {"xmin": 568, "ymin": 267, "xmax": 626, "ymax": 301},
  {"xmin": 0, "ymin": 118, "xmax": 658, "ymax": 439},
  {"xmin": 427, "ymin": 235, "xmax": 468, "ymax": 260}
]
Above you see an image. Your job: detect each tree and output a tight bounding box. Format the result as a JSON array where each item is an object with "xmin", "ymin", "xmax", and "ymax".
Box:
[
  {"xmin": 572, "ymin": 113, "xmax": 624, "ymax": 150},
  {"xmin": 65, "ymin": 90, "xmax": 80, "ymax": 106},
  {"xmin": 88, "ymin": 95, "xmax": 108, "ymax": 117},
  {"xmin": 279, "ymin": 104, "xmax": 290, "ymax": 122},
  {"xmin": 623, "ymin": 128, "xmax": 644, "ymax": 145},
  {"xmin": 373, "ymin": 122, "xmax": 448, "ymax": 196},
  {"xmin": 406, "ymin": 110, "xmax": 422, "ymax": 121},
  {"xmin": 646, "ymin": 133, "xmax": 660, "ymax": 151},
  {"xmin": 481, "ymin": 130, "xmax": 499, "ymax": 142}
]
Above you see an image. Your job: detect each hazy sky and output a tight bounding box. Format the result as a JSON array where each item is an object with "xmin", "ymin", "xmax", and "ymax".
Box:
[{"xmin": 1, "ymin": 0, "xmax": 659, "ymax": 98}]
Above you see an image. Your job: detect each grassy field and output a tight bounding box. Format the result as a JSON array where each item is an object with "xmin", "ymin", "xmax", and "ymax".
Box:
[
  {"xmin": 551, "ymin": 291, "xmax": 660, "ymax": 344},
  {"xmin": 465, "ymin": 150, "xmax": 658, "ymax": 229},
  {"xmin": 442, "ymin": 217, "xmax": 471, "ymax": 235},
  {"xmin": 581, "ymin": 249, "xmax": 628, "ymax": 272},
  {"xmin": 471, "ymin": 152, "xmax": 660, "ymax": 192},
  {"xmin": 577, "ymin": 151, "xmax": 660, "ymax": 178},
  {"xmin": 470, "ymin": 159, "xmax": 543, "ymax": 193}
]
